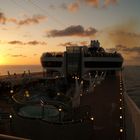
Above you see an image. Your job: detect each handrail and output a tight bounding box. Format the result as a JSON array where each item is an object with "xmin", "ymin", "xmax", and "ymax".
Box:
[{"xmin": 0, "ymin": 134, "xmax": 30, "ymax": 140}]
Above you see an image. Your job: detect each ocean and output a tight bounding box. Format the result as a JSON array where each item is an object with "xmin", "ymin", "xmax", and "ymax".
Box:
[
  {"xmin": 124, "ymin": 66, "xmax": 140, "ymax": 108},
  {"xmin": 0, "ymin": 65, "xmax": 42, "ymax": 76},
  {"xmin": 0, "ymin": 65, "xmax": 140, "ymax": 108}
]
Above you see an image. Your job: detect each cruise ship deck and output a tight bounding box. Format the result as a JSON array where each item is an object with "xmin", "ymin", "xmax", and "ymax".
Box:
[
  {"xmin": 0, "ymin": 72, "xmax": 125, "ymax": 140},
  {"xmin": 81, "ymin": 74, "xmax": 124, "ymax": 140}
]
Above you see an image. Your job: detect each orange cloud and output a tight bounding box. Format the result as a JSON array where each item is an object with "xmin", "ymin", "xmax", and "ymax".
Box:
[
  {"xmin": 6, "ymin": 54, "xmax": 27, "ymax": 58},
  {"xmin": 0, "ymin": 12, "xmax": 6, "ymax": 24},
  {"xmin": 47, "ymin": 25, "xmax": 97, "ymax": 37},
  {"xmin": 58, "ymin": 41, "xmax": 88, "ymax": 47},
  {"xmin": 104, "ymin": 0, "xmax": 118, "ymax": 7},
  {"xmin": 67, "ymin": 2, "xmax": 79, "ymax": 12},
  {"xmin": 58, "ymin": 42, "xmax": 78, "ymax": 47},
  {"xmin": 7, "ymin": 40, "xmax": 47, "ymax": 45},
  {"xmin": 83, "ymin": 0, "xmax": 99, "ymax": 7},
  {"xmin": 52, "ymin": 0, "xmax": 118, "ymax": 12},
  {"xmin": 0, "ymin": 12, "xmax": 46, "ymax": 26}
]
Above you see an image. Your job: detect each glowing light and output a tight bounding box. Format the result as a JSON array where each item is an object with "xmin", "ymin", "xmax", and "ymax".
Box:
[
  {"xmin": 10, "ymin": 90, "xmax": 14, "ymax": 94},
  {"xmin": 120, "ymin": 129, "xmax": 123, "ymax": 132},
  {"xmin": 90, "ymin": 117, "xmax": 94, "ymax": 121},
  {"xmin": 57, "ymin": 93, "xmax": 61, "ymax": 96},
  {"xmin": 120, "ymin": 116, "xmax": 122, "ymax": 119},
  {"xmin": 25, "ymin": 90, "xmax": 30, "ymax": 97},
  {"xmin": 120, "ymin": 99, "xmax": 122, "ymax": 102},
  {"xmin": 120, "ymin": 107, "xmax": 122, "ymax": 110},
  {"xmin": 80, "ymin": 93, "xmax": 82, "ymax": 97},
  {"xmin": 120, "ymin": 92, "xmax": 122, "ymax": 95},
  {"xmin": 58, "ymin": 108, "xmax": 62, "ymax": 112},
  {"xmin": 9, "ymin": 115, "xmax": 12, "ymax": 119}
]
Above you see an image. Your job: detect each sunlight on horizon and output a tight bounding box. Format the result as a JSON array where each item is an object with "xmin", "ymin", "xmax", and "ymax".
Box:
[{"xmin": 0, "ymin": 56, "xmax": 7, "ymax": 65}]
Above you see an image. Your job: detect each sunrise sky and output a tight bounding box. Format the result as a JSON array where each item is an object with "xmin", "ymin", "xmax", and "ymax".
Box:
[{"xmin": 0, "ymin": 0, "xmax": 140, "ymax": 65}]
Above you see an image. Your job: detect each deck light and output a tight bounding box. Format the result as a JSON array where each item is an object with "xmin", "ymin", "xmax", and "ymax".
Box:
[
  {"xmin": 120, "ymin": 116, "xmax": 122, "ymax": 119},
  {"xmin": 120, "ymin": 99, "xmax": 122, "ymax": 102},
  {"xmin": 25, "ymin": 91, "xmax": 30, "ymax": 97},
  {"xmin": 120, "ymin": 92, "xmax": 122, "ymax": 95},
  {"xmin": 57, "ymin": 93, "xmax": 61, "ymax": 96},
  {"xmin": 9, "ymin": 115, "xmax": 12, "ymax": 119},
  {"xmin": 90, "ymin": 117, "xmax": 94, "ymax": 121},
  {"xmin": 58, "ymin": 108, "xmax": 62, "ymax": 112},
  {"xmin": 58, "ymin": 107, "xmax": 62, "ymax": 122},
  {"xmin": 10, "ymin": 90, "xmax": 14, "ymax": 94},
  {"xmin": 120, "ymin": 129, "xmax": 123, "ymax": 132},
  {"xmin": 80, "ymin": 93, "xmax": 83, "ymax": 97},
  {"xmin": 120, "ymin": 107, "xmax": 122, "ymax": 110}
]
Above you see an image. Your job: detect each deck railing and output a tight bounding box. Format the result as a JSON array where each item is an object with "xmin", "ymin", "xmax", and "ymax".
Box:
[{"xmin": 122, "ymin": 69, "xmax": 140, "ymax": 140}]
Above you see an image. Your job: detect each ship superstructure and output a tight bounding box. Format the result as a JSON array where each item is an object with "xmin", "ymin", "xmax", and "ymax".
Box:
[{"xmin": 41, "ymin": 40, "xmax": 123, "ymax": 79}]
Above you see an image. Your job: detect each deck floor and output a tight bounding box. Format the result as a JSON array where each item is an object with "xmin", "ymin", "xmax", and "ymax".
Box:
[
  {"xmin": 81, "ymin": 75, "xmax": 121, "ymax": 140},
  {"xmin": 0, "ymin": 74, "xmax": 122, "ymax": 140}
]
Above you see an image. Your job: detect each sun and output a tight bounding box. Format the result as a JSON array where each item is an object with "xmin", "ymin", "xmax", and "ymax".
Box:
[{"xmin": 0, "ymin": 56, "xmax": 7, "ymax": 65}]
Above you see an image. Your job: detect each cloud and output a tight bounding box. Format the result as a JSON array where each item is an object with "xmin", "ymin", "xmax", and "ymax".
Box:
[
  {"xmin": 48, "ymin": 0, "xmax": 120, "ymax": 13},
  {"xmin": 50, "ymin": 0, "xmax": 118, "ymax": 12},
  {"xmin": 15, "ymin": 15, "xmax": 46, "ymax": 26},
  {"xmin": 67, "ymin": 2, "xmax": 79, "ymax": 12},
  {"xmin": 58, "ymin": 42, "xmax": 78, "ymax": 47},
  {"xmin": 59, "ymin": 2, "xmax": 79, "ymax": 12},
  {"xmin": 8, "ymin": 41, "xmax": 24, "ymax": 45},
  {"xmin": 107, "ymin": 44, "xmax": 140, "ymax": 64},
  {"xmin": 80, "ymin": 0, "xmax": 119, "ymax": 7},
  {"xmin": 82, "ymin": 0, "xmax": 99, "ymax": 7},
  {"xmin": 8, "ymin": 40, "xmax": 47, "ymax": 45},
  {"xmin": 115, "ymin": 44, "xmax": 140, "ymax": 54},
  {"xmin": 79, "ymin": 41, "xmax": 88, "ymax": 45},
  {"xmin": 0, "ymin": 12, "xmax": 6, "ymax": 24},
  {"xmin": 104, "ymin": 0, "xmax": 118, "ymax": 7},
  {"xmin": 27, "ymin": 40, "xmax": 47, "ymax": 45},
  {"xmin": 47, "ymin": 25, "xmax": 97, "ymax": 37},
  {"xmin": 94, "ymin": 20, "xmax": 140, "ymax": 65},
  {"xmin": 58, "ymin": 41, "xmax": 88, "ymax": 47},
  {"xmin": 96, "ymin": 20, "xmax": 140, "ymax": 50},
  {"xmin": 0, "ymin": 12, "xmax": 46, "ymax": 26},
  {"xmin": 9, "ymin": 54, "xmax": 26, "ymax": 57}
]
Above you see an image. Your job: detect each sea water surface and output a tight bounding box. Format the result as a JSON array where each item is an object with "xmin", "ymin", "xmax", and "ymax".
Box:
[
  {"xmin": 124, "ymin": 66, "xmax": 140, "ymax": 108},
  {"xmin": 0, "ymin": 65, "xmax": 140, "ymax": 108},
  {"xmin": 0, "ymin": 65, "xmax": 42, "ymax": 76}
]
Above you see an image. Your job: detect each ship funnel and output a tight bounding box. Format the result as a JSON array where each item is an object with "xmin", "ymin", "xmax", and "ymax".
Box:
[{"xmin": 90, "ymin": 40, "xmax": 100, "ymax": 48}]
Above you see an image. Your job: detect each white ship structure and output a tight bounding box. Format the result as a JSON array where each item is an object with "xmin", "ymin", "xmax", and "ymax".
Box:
[{"xmin": 41, "ymin": 40, "xmax": 123, "ymax": 79}]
